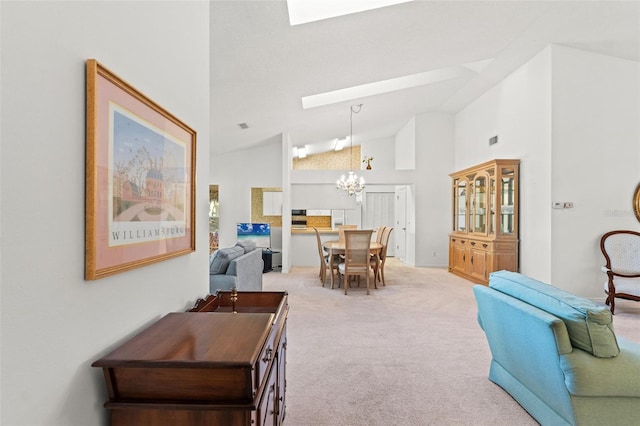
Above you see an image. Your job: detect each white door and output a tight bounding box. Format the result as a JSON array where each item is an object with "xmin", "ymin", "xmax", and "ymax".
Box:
[
  {"xmin": 395, "ymin": 187, "xmax": 407, "ymax": 261},
  {"xmin": 363, "ymin": 192, "xmax": 395, "ymax": 256}
]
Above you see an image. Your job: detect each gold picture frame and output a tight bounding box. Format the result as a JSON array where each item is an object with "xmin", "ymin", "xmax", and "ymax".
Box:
[
  {"xmin": 85, "ymin": 59, "xmax": 196, "ymax": 280},
  {"xmin": 634, "ymin": 182, "xmax": 640, "ymax": 223}
]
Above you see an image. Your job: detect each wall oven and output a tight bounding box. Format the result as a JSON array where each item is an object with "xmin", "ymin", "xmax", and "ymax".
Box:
[{"xmin": 291, "ymin": 209, "xmax": 307, "ymax": 229}]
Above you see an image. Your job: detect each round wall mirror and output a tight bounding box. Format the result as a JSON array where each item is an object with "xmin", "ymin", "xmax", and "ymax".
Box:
[{"xmin": 634, "ymin": 183, "xmax": 640, "ymax": 222}]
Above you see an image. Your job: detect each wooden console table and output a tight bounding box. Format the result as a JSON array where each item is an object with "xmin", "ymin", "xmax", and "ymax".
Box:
[{"xmin": 93, "ymin": 291, "xmax": 289, "ymax": 426}]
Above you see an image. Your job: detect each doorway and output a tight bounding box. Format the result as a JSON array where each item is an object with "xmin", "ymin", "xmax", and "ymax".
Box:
[{"xmin": 395, "ymin": 187, "xmax": 407, "ymax": 262}]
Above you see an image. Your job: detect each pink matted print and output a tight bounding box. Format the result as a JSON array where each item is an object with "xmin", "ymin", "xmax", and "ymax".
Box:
[{"xmin": 85, "ymin": 59, "xmax": 196, "ymax": 280}]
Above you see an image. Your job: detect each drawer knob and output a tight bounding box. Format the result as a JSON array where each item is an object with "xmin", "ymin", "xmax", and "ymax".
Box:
[{"xmin": 483, "ymin": 244, "xmax": 488, "ymax": 248}]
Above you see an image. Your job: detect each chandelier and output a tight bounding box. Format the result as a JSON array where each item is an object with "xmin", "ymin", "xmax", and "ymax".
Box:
[{"xmin": 336, "ymin": 104, "xmax": 365, "ymax": 195}]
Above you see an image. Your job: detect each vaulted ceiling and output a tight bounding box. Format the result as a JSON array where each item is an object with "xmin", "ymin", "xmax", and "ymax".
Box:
[{"xmin": 210, "ymin": 1, "xmax": 640, "ymax": 156}]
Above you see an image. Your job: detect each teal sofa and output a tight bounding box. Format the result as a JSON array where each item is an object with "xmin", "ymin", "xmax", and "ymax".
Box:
[{"xmin": 474, "ymin": 271, "xmax": 640, "ymax": 426}]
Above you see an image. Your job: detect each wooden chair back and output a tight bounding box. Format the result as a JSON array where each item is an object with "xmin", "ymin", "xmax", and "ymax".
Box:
[
  {"xmin": 343, "ymin": 230, "xmax": 373, "ymax": 272},
  {"xmin": 313, "ymin": 227, "xmax": 325, "ymax": 259},
  {"xmin": 371, "ymin": 227, "xmax": 394, "ymax": 286},
  {"xmin": 339, "ymin": 229, "xmax": 374, "ymax": 295},
  {"xmin": 600, "ymin": 230, "xmax": 640, "ymax": 313},
  {"xmin": 314, "ymin": 227, "xmax": 334, "ymax": 286},
  {"xmin": 338, "ymin": 224, "xmax": 358, "ymax": 243},
  {"xmin": 601, "ymin": 230, "xmax": 640, "ymax": 275},
  {"xmin": 380, "ymin": 227, "xmax": 393, "ymax": 260}
]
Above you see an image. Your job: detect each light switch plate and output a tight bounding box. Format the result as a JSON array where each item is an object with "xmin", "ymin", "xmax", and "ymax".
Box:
[{"xmin": 553, "ymin": 202, "xmax": 574, "ymax": 209}]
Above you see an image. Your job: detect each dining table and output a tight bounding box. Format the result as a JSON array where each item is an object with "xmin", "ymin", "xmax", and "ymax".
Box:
[{"xmin": 322, "ymin": 239, "xmax": 383, "ymax": 289}]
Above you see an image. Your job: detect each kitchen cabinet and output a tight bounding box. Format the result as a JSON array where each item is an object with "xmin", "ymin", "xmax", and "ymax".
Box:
[
  {"xmin": 306, "ymin": 209, "xmax": 331, "ymax": 216},
  {"xmin": 449, "ymin": 159, "xmax": 519, "ymax": 284},
  {"xmin": 263, "ymin": 191, "xmax": 283, "ymax": 216}
]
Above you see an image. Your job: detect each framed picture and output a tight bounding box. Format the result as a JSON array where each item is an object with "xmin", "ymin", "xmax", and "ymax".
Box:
[{"xmin": 85, "ymin": 59, "xmax": 196, "ymax": 280}]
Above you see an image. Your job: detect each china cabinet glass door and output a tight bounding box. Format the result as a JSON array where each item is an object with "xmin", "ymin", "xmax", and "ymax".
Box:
[
  {"xmin": 473, "ymin": 175, "xmax": 487, "ymax": 234},
  {"xmin": 500, "ymin": 168, "xmax": 516, "ymax": 235},
  {"xmin": 489, "ymin": 173, "xmax": 496, "ymax": 235},
  {"xmin": 453, "ymin": 179, "xmax": 467, "ymax": 232}
]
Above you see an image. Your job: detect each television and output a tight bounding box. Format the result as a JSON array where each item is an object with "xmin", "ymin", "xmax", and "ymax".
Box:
[{"xmin": 237, "ymin": 223, "xmax": 271, "ymax": 248}]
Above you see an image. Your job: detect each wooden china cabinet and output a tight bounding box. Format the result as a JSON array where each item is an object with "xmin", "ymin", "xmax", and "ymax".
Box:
[{"xmin": 448, "ymin": 159, "xmax": 520, "ymax": 284}]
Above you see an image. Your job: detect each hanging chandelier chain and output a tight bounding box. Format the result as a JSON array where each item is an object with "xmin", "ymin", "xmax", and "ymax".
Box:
[
  {"xmin": 337, "ymin": 104, "xmax": 365, "ymax": 196},
  {"xmin": 349, "ymin": 104, "xmax": 363, "ymax": 171}
]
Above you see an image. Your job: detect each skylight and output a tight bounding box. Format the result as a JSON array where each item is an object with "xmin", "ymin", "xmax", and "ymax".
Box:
[
  {"xmin": 301, "ymin": 65, "xmax": 476, "ymax": 109},
  {"xmin": 287, "ymin": 0, "xmax": 415, "ymax": 26}
]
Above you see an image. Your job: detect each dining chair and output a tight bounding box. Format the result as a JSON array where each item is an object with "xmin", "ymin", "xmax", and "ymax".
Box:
[
  {"xmin": 338, "ymin": 229, "xmax": 374, "ymax": 295},
  {"xmin": 371, "ymin": 227, "xmax": 393, "ymax": 286},
  {"xmin": 338, "ymin": 224, "xmax": 358, "ymax": 243},
  {"xmin": 313, "ymin": 227, "xmax": 336, "ymax": 287},
  {"xmin": 370, "ymin": 226, "xmax": 386, "ymax": 264}
]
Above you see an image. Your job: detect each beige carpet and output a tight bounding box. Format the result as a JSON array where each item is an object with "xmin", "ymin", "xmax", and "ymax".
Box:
[{"xmin": 263, "ymin": 258, "xmax": 640, "ymax": 426}]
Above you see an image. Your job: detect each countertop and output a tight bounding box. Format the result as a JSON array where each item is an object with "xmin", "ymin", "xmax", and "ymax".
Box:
[{"xmin": 291, "ymin": 227, "xmax": 338, "ymax": 235}]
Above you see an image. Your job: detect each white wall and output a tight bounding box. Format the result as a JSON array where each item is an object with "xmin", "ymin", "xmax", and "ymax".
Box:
[
  {"xmin": 210, "ymin": 140, "xmax": 283, "ymax": 248},
  {"xmin": 414, "ymin": 112, "xmax": 455, "ymax": 267},
  {"xmin": 395, "ymin": 116, "xmax": 416, "ymax": 169},
  {"xmin": 454, "ymin": 44, "xmax": 639, "ymax": 298},
  {"xmin": 291, "ymin": 184, "xmax": 359, "ymax": 209},
  {"xmin": 550, "ymin": 45, "xmax": 640, "ymax": 297},
  {"xmin": 0, "ymin": 2, "xmax": 210, "ymax": 425},
  {"xmin": 282, "ymin": 133, "xmax": 293, "ymax": 272},
  {"xmin": 360, "ymin": 136, "xmax": 395, "ymax": 170},
  {"xmin": 455, "ymin": 46, "xmax": 553, "ymax": 282}
]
